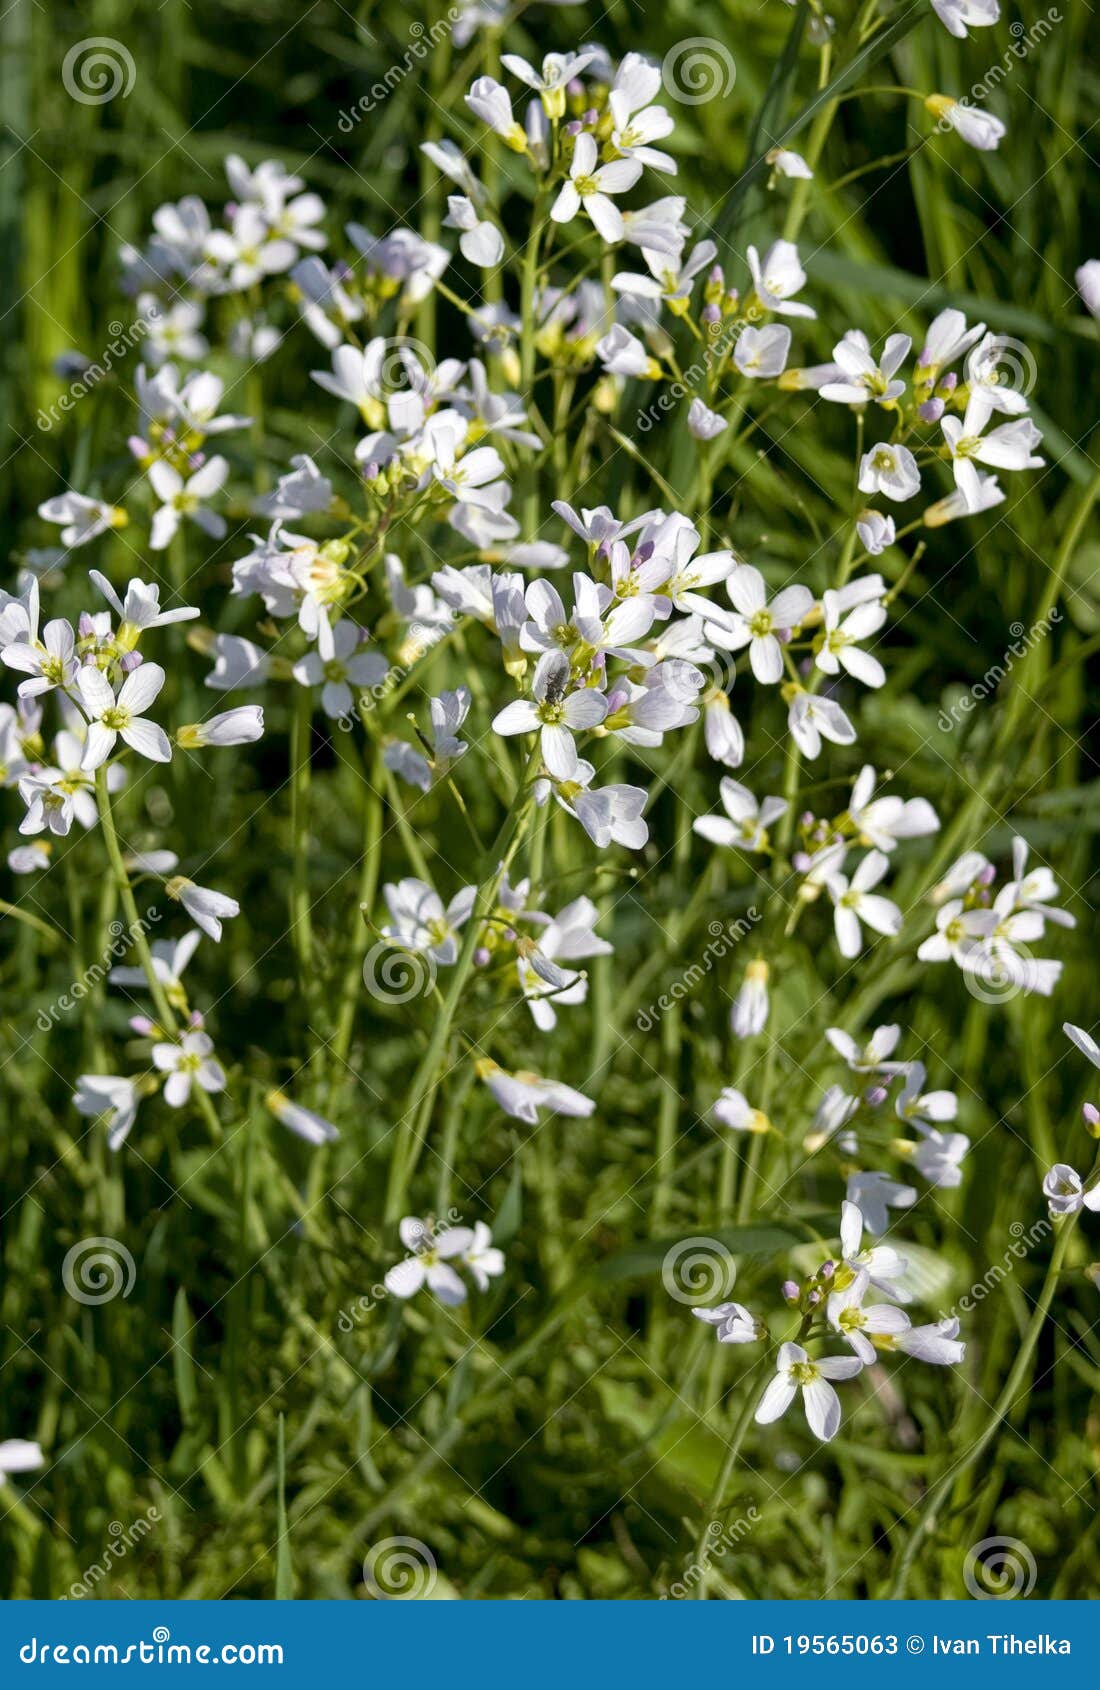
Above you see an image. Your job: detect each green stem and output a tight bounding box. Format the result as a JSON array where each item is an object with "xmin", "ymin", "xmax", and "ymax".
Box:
[{"xmin": 290, "ymin": 685, "xmax": 314, "ymax": 985}]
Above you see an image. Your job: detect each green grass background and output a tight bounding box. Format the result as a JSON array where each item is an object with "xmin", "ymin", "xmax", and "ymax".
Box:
[{"xmin": 1, "ymin": 0, "xmax": 1098, "ymax": 1599}]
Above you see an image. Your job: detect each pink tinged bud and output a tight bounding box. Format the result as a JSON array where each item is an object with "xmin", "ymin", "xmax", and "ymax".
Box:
[
  {"xmin": 917, "ymin": 346, "xmax": 931, "ymax": 366},
  {"xmin": 225, "ymin": 200, "xmax": 239, "ymax": 217},
  {"xmin": 583, "ymin": 108, "xmax": 599, "ymax": 125},
  {"xmin": 806, "ymin": 1289, "xmax": 821, "ymax": 1307},
  {"xmin": 566, "ymin": 78, "xmax": 584, "ymax": 97},
  {"xmin": 939, "ymin": 371, "xmax": 958, "ymax": 393},
  {"xmin": 792, "ymin": 852, "xmax": 811, "ymax": 873},
  {"xmin": 605, "ymin": 687, "xmax": 628, "ymax": 712},
  {"xmin": 504, "ymin": 927, "xmax": 517, "ymax": 943},
  {"xmin": 799, "ymin": 657, "xmax": 813, "ymax": 677},
  {"xmin": 188, "ymin": 1010, "xmax": 204, "ymax": 1028},
  {"xmin": 119, "ymin": 651, "xmax": 142, "ymax": 672},
  {"xmin": 362, "ymin": 462, "xmax": 379, "ymax": 481},
  {"xmin": 820, "ymin": 1260, "xmax": 835, "ymax": 1280},
  {"xmin": 776, "ymin": 626, "xmax": 793, "ymax": 644},
  {"xmin": 978, "ymin": 863, "xmax": 997, "ymax": 886},
  {"xmin": 474, "ymin": 946, "xmax": 491, "ymax": 967},
  {"xmin": 190, "ymin": 452, "xmax": 206, "ymax": 470},
  {"xmin": 919, "ymin": 398, "xmax": 945, "ymax": 423},
  {"xmin": 864, "ymin": 1085, "xmax": 888, "ymax": 1108},
  {"xmin": 129, "ymin": 1015, "xmax": 155, "ymax": 1036},
  {"xmin": 564, "ymin": 120, "xmax": 583, "ymax": 137},
  {"xmin": 781, "ymin": 1279, "xmax": 800, "ymax": 1304},
  {"xmin": 78, "ymin": 613, "xmax": 95, "ymax": 638},
  {"xmin": 162, "ymin": 426, "xmax": 176, "ymax": 443},
  {"xmin": 127, "ymin": 434, "xmax": 148, "ymax": 459},
  {"xmin": 800, "ymin": 811, "xmax": 815, "ymax": 828},
  {"xmin": 701, "ymin": 304, "xmax": 721, "ymax": 325},
  {"xmin": 708, "ymin": 265, "xmax": 724, "ymax": 285},
  {"xmin": 634, "ymin": 541, "xmax": 654, "ymax": 564},
  {"xmin": 333, "ymin": 259, "xmax": 353, "ymax": 281},
  {"xmin": 1085, "ymin": 1103, "xmax": 1099, "ymax": 1127}
]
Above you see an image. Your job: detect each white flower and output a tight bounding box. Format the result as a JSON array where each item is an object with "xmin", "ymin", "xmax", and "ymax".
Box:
[
  {"xmin": 733, "ymin": 324, "xmax": 791, "ymax": 379},
  {"xmin": 932, "ymin": 0, "xmax": 999, "ymax": 36},
  {"xmin": 204, "ymin": 204, "xmax": 298, "ymax": 288},
  {"xmin": 820, "ymin": 331, "xmax": 910, "ymax": 406},
  {"xmin": 788, "ymin": 692, "xmax": 856, "ymax": 760},
  {"xmin": 917, "ymin": 898, "xmax": 996, "ymax": 967},
  {"xmin": 293, "ymin": 619, "xmax": 388, "ymax": 719},
  {"xmin": 1077, "ymin": 260, "xmax": 1100, "ymax": 319},
  {"xmin": 857, "ymin": 441, "xmax": 921, "ymax": 501},
  {"xmin": 1002, "ymin": 836, "xmax": 1075, "ymax": 928},
  {"xmin": 534, "ymin": 759, "xmax": 649, "ymax": 849},
  {"xmin": 0, "ymin": 1439, "xmax": 44, "ymax": 1486},
  {"xmin": 266, "ymin": 1088, "xmax": 339, "ymax": 1145},
  {"xmin": 609, "ymin": 99, "xmax": 675, "ymax": 173},
  {"xmin": 755, "ymin": 1342, "xmax": 862, "ymax": 1441},
  {"xmin": 152, "ymin": 1030, "xmax": 226, "ymax": 1107},
  {"xmin": 596, "ymin": 324, "xmax": 658, "ymax": 378},
  {"xmin": 500, "ymin": 49, "xmax": 598, "ymax": 117},
  {"xmin": 77, "ymin": 663, "xmax": 171, "ymax": 770},
  {"xmin": 844, "ymin": 1171, "xmax": 916, "ymax": 1235},
  {"xmin": 476, "ymin": 1059, "xmax": 595, "ymax": 1123},
  {"xmin": 1043, "ymin": 1163, "xmax": 1100, "ymax": 1218},
  {"xmin": 766, "ymin": 147, "xmax": 813, "ymax": 179},
  {"xmin": 1065, "ymin": 1023, "xmax": 1100, "ymax": 1069},
  {"xmin": 714, "ymin": 1087, "xmax": 771, "ymax": 1134},
  {"xmin": 927, "ymin": 95, "xmax": 1005, "ymax": 151},
  {"xmin": 856, "ymin": 511, "xmax": 895, "ymax": 555},
  {"xmin": 964, "ymin": 332, "xmax": 1032, "ymax": 416},
  {"xmin": 910, "ymin": 1128, "xmax": 971, "ymax": 1188},
  {"xmin": 892, "ymin": 1316, "xmax": 966, "ymax": 1365},
  {"xmin": 465, "ymin": 76, "xmax": 526, "ymax": 150},
  {"xmin": 746, "ymin": 240, "xmax": 815, "ymax": 319},
  {"xmin": 708, "ymin": 565, "xmax": 813, "ymax": 683},
  {"xmin": 493, "ymin": 649, "xmax": 608, "ymax": 779},
  {"xmin": 550, "ymin": 133, "xmax": 642, "ymax": 243},
  {"xmin": 444, "ymin": 195, "xmax": 504, "ymax": 267},
  {"xmin": 826, "ymin": 1023, "xmax": 904, "ymax": 1075},
  {"xmin": 687, "ymin": 398, "xmax": 728, "ymax": 440},
  {"xmin": 838, "ymin": 1199, "xmax": 909, "ymax": 1298},
  {"xmin": 731, "ymin": 959, "xmax": 769, "ymax": 1038},
  {"xmin": 847, "ymin": 765, "xmax": 939, "ymax": 851},
  {"xmin": 815, "ymin": 591, "xmax": 886, "ymax": 688},
  {"xmin": 612, "ymin": 241, "xmax": 715, "ymax": 311},
  {"xmin": 923, "ymin": 473, "xmax": 1005, "ymax": 526},
  {"xmin": 166, "ymin": 876, "xmax": 239, "ymax": 943},
  {"xmin": 74, "ymin": 1073, "xmax": 140, "ymax": 1150},
  {"xmin": 895, "ymin": 1061, "xmax": 957, "ymax": 1133},
  {"xmin": 463, "ymin": 1221, "xmax": 505, "ymax": 1291},
  {"xmin": 384, "ymin": 1216, "xmax": 475, "ymax": 1306},
  {"xmin": 428, "ymin": 688, "xmax": 471, "ymax": 768},
  {"xmin": 110, "ymin": 931, "xmax": 200, "ymax": 997},
  {"xmin": 702, "ymin": 687, "xmax": 744, "ymax": 767},
  {"xmin": 827, "ymin": 851, "xmax": 901, "ymax": 956},
  {"xmin": 941, "ymin": 394, "xmax": 1043, "ymax": 510},
  {"xmin": 517, "ymin": 894, "xmax": 611, "ymax": 1032},
  {"xmin": 176, "ymin": 706, "xmax": 265, "ymax": 749},
  {"xmin": 827, "ymin": 1270, "xmax": 911, "ymax": 1363},
  {"xmin": 694, "ymin": 779, "xmax": 786, "ymax": 853},
  {"xmin": 38, "ymin": 492, "xmax": 125, "ymax": 549},
  {"xmin": 148, "ymin": 457, "xmax": 229, "ymax": 550},
  {"xmin": 205, "ymin": 634, "xmax": 271, "ymax": 692},
  {"xmin": 1, "ymin": 616, "xmax": 77, "ymax": 699},
  {"xmin": 692, "ymin": 1302, "xmax": 761, "ymax": 1344},
  {"xmin": 381, "ymin": 878, "xmax": 476, "ymax": 965},
  {"xmin": 89, "ymin": 571, "xmax": 200, "ymax": 634}
]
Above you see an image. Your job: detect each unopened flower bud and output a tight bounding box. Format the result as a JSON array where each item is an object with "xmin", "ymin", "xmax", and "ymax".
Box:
[
  {"xmin": 864, "ymin": 1084, "xmax": 888, "ymax": 1108},
  {"xmin": 819, "ymin": 1260, "xmax": 835, "ymax": 1280},
  {"xmin": 1084, "ymin": 1102, "xmax": 1100, "ymax": 1138},
  {"xmin": 781, "ymin": 1279, "xmax": 800, "ymax": 1304},
  {"xmin": 919, "ymin": 398, "xmax": 945, "ymax": 423}
]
